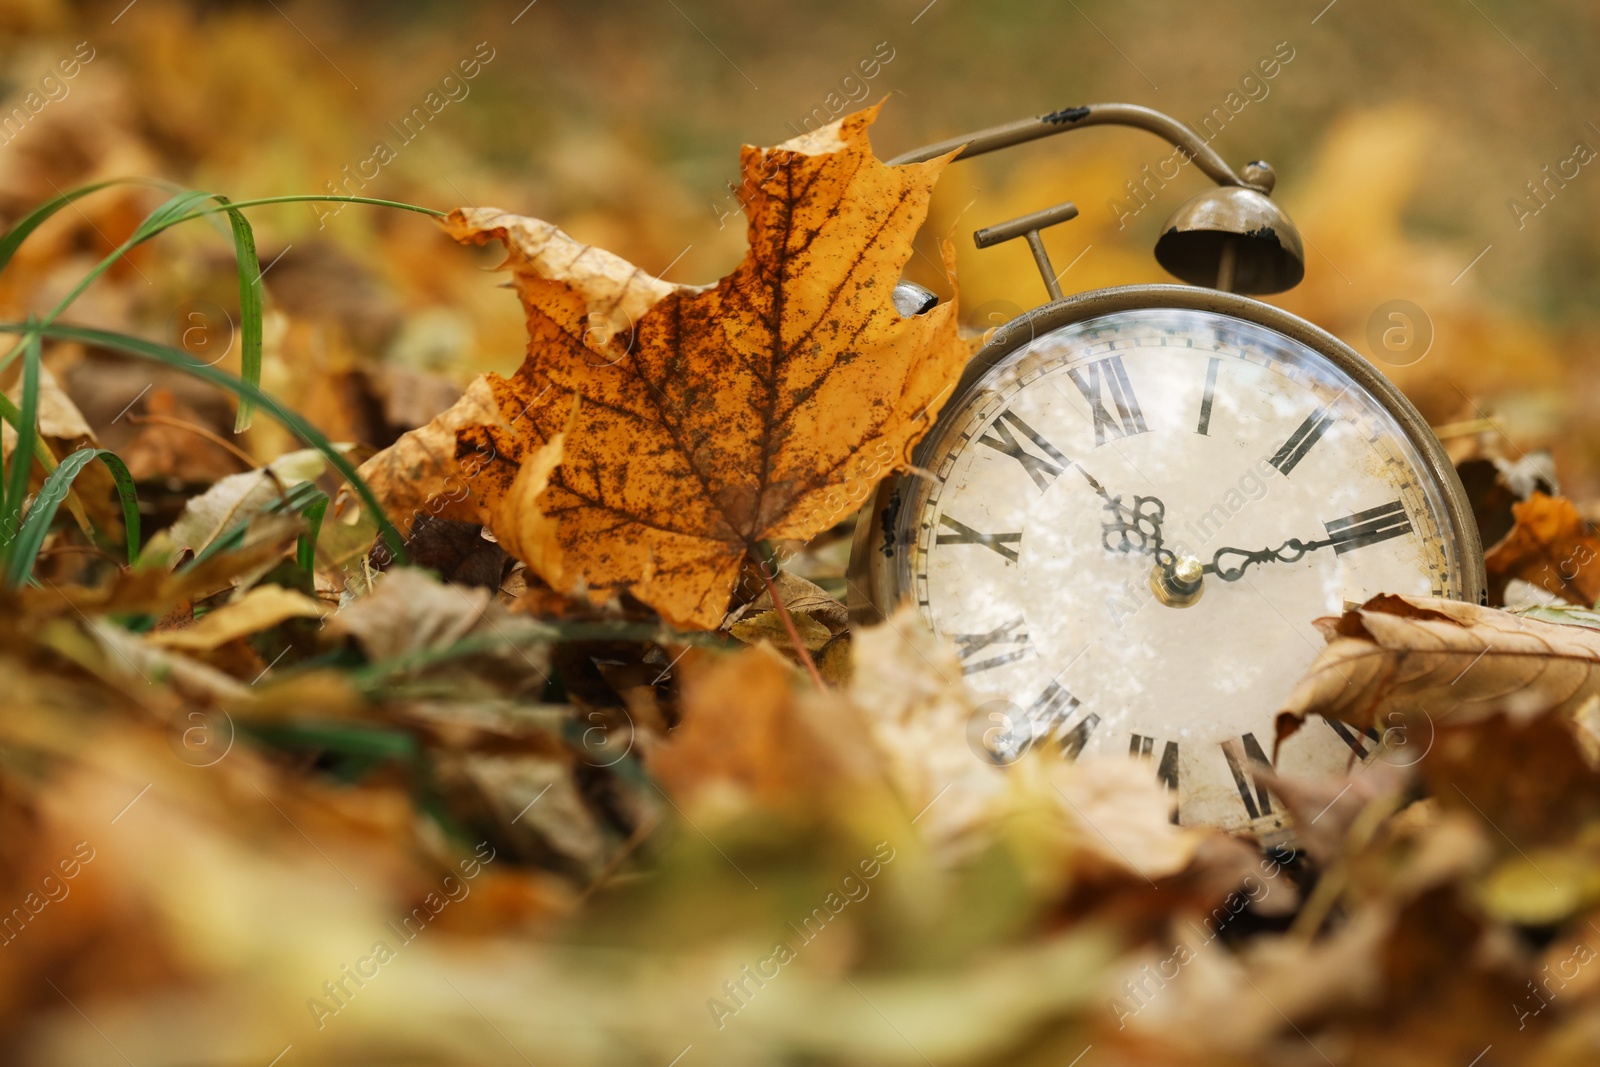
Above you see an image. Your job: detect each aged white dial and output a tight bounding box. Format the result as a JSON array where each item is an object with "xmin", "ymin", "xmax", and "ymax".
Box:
[{"xmin": 881, "ymin": 301, "xmax": 1477, "ymax": 836}]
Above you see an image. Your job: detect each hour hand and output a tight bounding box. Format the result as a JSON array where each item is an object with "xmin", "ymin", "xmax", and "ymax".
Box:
[{"xmin": 1099, "ymin": 492, "xmax": 1168, "ymax": 558}]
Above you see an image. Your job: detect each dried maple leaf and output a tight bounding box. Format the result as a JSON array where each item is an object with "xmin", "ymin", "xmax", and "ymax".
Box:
[
  {"xmin": 368, "ymin": 105, "xmax": 964, "ymax": 628},
  {"xmin": 353, "ymin": 375, "xmax": 503, "ymax": 539},
  {"xmin": 1484, "ymin": 491, "xmax": 1600, "ymax": 606},
  {"xmin": 1276, "ymin": 594, "xmax": 1600, "ymax": 749}
]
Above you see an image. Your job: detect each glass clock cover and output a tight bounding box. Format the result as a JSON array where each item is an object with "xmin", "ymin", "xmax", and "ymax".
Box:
[{"xmin": 885, "ymin": 303, "xmax": 1475, "ymax": 835}]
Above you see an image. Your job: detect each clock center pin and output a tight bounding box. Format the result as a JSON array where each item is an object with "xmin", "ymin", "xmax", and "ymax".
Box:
[{"xmin": 1151, "ymin": 554, "xmax": 1205, "ymax": 608}]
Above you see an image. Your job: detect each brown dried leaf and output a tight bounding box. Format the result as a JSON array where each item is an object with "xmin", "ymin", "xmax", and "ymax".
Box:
[
  {"xmin": 479, "ymin": 404, "xmax": 568, "ymax": 590},
  {"xmin": 647, "ymin": 646, "xmax": 883, "ymax": 814},
  {"xmin": 1, "ymin": 364, "xmax": 94, "ymax": 449},
  {"xmin": 1484, "ymin": 491, "xmax": 1600, "ymax": 606},
  {"xmin": 144, "ymin": 584, "xmax": 327, "ymax": 652},
  {"xmin": 728, "ymin": 608, "xmax": 833, "ymax": 652},
  {"xmin": 118, "ymin": 386, "xmax": 243, "ymax": 485},
  {"xmin": 418, "ymin": 104, "xmax": 964, "ymax": 629},
  {"xmin": 732, "ymin": 570, "xmax": 849, "ymax": 633},
  {"xmin": 1276, "ymin": 594, "xmax": 1600, "ymax": 747},
  {"xmin": 327, "ymin": 566, "xmax": 513, "ymax": 663}
]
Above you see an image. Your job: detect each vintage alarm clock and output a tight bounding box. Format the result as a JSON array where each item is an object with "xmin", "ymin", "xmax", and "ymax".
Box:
[{"xmin": 850, "ymin": 104, "xmax": 1485, "ymax": 837}]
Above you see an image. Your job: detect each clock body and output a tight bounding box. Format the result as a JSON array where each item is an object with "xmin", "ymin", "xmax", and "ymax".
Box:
[{"xmin": 849, "ymin": 285, "xmax": 1485, "ymax": 837}]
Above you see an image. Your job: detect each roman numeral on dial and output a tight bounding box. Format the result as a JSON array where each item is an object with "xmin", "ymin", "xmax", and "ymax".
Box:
[
  {"xmin": 1067, "ymin": 356, "xmax": 1148, "ymax": 447},
  {"xmin": 1324, "ymin": 718, "xmax": 1383, "ymax": 758},
  {"xmin": 1130, "ymin": 734, "xmax": 1180, "ymax": 793},
  {"xmin": 1324, "ymin": 500, "xmax": 1413, "ymax": 554},
  {"xmin": 978, "ymin": 410, "xmax": 1070, "ymax": 491},
  {"xmin": 1270, "ymin": 405, "xmax": 1334, "ymax": 475},
  {"xmin": 1023, "ymin": 680, "xmax": 1100, "ymax": 760},
  {"xmin": 935, "ymin": 514, "xmax": 1022, "ymax": 562},
  {"xmin": 1221, "ymin": 733, "xmax": 1274, "ymax": 820},
  {"xmin": 952, "ymin": 615, "xmax": 1030, "ymax": 674},
  {"xmin": 1196, "ymin": 356, "xmax": 1221, "ymax": 436}
]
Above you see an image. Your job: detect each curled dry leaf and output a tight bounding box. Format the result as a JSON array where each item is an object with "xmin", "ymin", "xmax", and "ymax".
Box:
[
  {"xmin": 726, "ymin": 570, "xmax": 848, "ymax": 655},
  {"xmin": 327, "ymin": 566, "xmax": 521, "ymax": 664},
  {"xmin": 729, "ymin": 608, "xmax": 834, "ymax": 652},
  {"xmin": 1, "ymin": 364, "xmax": 95, "ymax": 450},
  {"xmin": 1276, "ymin": 594, "xmax": 1600, "ymax": 749},
  {"xmin": 377, "ymin": 104, "xmax": 965, "ymax": 629},
  {"xmin": 1484, "ymin": 491, "xmax": 1600, "ymax": 606},
  {"xmin": 731, "ymin": 570, "xmax": 851, "ymax": 634},
  {"xmin": 160, "ymin": 447, "xmax": 335, "ymax": 557},
  {"xmin": 476, "ymin": 405, "xmax": 568, "ymax": 590}
]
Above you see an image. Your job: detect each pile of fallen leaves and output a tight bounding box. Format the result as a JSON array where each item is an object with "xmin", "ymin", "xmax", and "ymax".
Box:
[{"xmin": 9, "ymin": 101, "xmax": 1600, "ymax": 1067}]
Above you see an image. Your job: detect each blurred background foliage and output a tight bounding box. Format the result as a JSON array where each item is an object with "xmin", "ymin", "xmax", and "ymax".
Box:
[
  {"xmin": 2, "ymin": 0, "xmax": 1599, "ymax": 492},
  {"xmin": 4, "ymin": 4, "xmax": 1600, "ymax": 1065}
]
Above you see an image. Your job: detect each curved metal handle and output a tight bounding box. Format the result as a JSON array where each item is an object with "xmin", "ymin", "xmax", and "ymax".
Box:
[{"xmin": 888, "ymin": 102, "xmax": 1262, "ymax": 192}]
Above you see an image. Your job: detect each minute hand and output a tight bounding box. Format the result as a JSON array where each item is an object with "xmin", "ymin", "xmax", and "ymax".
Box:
[
  {"xmin": 1203, "ymin": 501, "xmax": 1415, "ymax": 582},
  {"xmin": 1203, "ymin": 537, "xmax": 1332, "ymax": 582}
]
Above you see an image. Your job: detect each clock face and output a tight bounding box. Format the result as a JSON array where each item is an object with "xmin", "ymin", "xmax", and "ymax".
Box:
[{"xmin": 893, "ymin": 304, "xmax": 1472, "ymax": 835}]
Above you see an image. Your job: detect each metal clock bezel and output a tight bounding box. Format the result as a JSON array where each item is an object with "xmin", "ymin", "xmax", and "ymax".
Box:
[{"xmin": 848, "ymin": 283, "xmax": 1487, "ymax": 624}]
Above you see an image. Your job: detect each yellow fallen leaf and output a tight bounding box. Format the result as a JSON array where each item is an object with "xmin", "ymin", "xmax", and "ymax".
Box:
[
  {"xmin": 729, "ymin": 608, "xmax": 834, "ymax": 652},
  {"xmin": 390, "ymin": 103, "xmax": 964, "ymax": 628},
  {"xmin": 145, "ymin": 584, "xmax": 327, "ymax": 652}
]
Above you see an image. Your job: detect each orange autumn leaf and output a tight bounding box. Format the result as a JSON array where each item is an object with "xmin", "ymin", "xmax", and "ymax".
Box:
[
  {"xmin": 1484, "ymin": 492, "xmax": 1600, "ymax": 606},
  {"xmin": 422, "ymin": 105, "xmax": 963, "ymax": 629},
  {"xmin": 646, "ymin": 645, "xmax": 883, "ymax": 812}
]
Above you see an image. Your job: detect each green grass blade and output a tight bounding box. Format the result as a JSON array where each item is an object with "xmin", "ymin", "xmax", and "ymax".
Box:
[
  {"xmin": 132, "ymin": 190, "xmax": 217, "ymax": 241},
  {"xmin": 0, "ymin": 322, "xmax": 406, "ymax": 565},
  {"xmin": 95, "ymin": 450, "xmax": 141, "ymax": 564},
  {"xmin": 5, "ymin": 446, "xmax": 100, "ymax": 586},
  {"xmin": 169, "ymin": 194, "xmax": 443, "ymax": 223},
  {"xmin": 296, "ymin": 493, "xmax": 328, "ymax": 577},
  {"xmin": 213, "ymin": 197, "xmax": 264, "ymax": 432},
  {"xmin": 1, "ymin": 329, "xmax": 41, "ymax": 560},
  {"xmin": 0, "ymin": 192, "xmax": 442, "ymax": 375},
  {"xmin": 0, "ymin": 179, "xmax": 168, "ymax": 278},
  {"xmin": 20, "ymin": 191, "xmax": 215, "ymax": 347}
]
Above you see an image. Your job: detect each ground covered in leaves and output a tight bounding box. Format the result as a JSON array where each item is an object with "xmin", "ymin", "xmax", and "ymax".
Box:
[{"xmin": 7, "ymin": 3, "xmax": 1600, "ymax": 1066}]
